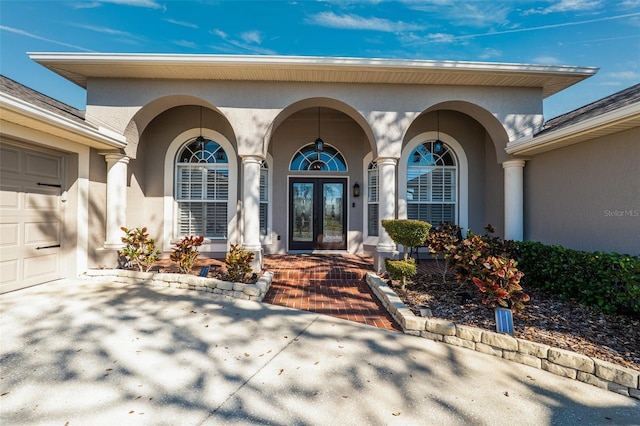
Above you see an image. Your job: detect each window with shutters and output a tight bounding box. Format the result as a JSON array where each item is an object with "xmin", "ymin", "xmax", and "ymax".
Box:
[
  {"xmin": 367, "ymin": 161, "xmax": 379, "ymax": 237},
  {"xmin": 176, "ymin": 138, "xmax": 228, "ymax": 238},
  {"xmin": 406, "ymin": 140, "xmax": 457, "ymax": 225},
  {"xmin": 259, "ymin": 160, "xmax": 269, "ymax": 236}
]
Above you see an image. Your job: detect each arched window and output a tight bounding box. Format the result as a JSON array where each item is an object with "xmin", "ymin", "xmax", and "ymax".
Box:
[
  {"xmin": 406, "ymin": 140, "xmax": 457, "ymax": 225},
  {"xmin": 175, "ymin": 138, "xmax": 229, "ymax": 238},
  {"xmin": 290, "ymin": 143, "xmax": 347, "ymax": 171},
  {"xmin": 367, "ymin": 161, "xmax": 379, "ymax": 237}
]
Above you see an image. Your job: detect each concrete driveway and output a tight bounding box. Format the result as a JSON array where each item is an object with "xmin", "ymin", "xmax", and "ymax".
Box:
[{"xmin": 1, "ymin": 279, "xmax": 638, "ymax": 425}]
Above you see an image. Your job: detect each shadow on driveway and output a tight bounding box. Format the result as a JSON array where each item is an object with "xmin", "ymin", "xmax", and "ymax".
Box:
[{"xmin": 1, "ymin": 279, "xmax": 638, "ymax": 425}]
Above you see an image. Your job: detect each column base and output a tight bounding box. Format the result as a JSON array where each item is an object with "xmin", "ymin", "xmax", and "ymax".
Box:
[
  {"xmin": 374, "ymin": 249, "xmax": 399, "ymax": 273},
  {"xmin": 246, "ymin": 247, "xmax": 263, "ymax": 273}
]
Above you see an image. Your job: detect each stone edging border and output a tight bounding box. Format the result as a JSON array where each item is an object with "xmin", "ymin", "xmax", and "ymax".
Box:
[
  {"xmin": 365, "ymin": 272, "xmax": 640, "ymax": 400},
  {"xmin": 83, "ymin": 269, "xmax": 274, "ymax": 302}
]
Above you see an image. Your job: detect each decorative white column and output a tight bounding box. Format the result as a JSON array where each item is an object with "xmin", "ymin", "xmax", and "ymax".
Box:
[
  {"xmin": 375, "ymin": 157, "xmax": 398, "ymax": 271},
  {"xmin": 241, "ymin": 155, "xmax": 263, "ymax": 271},
  {"xmin": 503, "ymin": 159, "xmax": 526, "ymax": 241},
  {"xmin": 103, "ymin": 153, "xmax": 130, "ymax": 249}
]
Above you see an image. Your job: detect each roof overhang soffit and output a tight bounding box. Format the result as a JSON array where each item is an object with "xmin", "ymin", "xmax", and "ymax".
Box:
[
  {"xmin": 0, "ymin": 93, "xmax": 126, "ymax": 150},
  {"xmin": 506, "ymin": 103, "xmax": 640, "ymax": 155},
  {"xmin": 28, "ymin": 53, "xmax": 598, "ymax": 98}
]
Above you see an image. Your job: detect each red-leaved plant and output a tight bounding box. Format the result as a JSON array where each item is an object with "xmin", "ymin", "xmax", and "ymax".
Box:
[
  {"xmin": 471, "ymin": 256, "xmax": 530, "ymax": 311},
  {"xmin": 170, "ymin": 235, "xmax": 205, "ymax": 274}
]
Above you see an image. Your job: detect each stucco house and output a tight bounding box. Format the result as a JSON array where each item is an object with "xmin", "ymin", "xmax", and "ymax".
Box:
[{"xmin": 1, "ymin": 53, "xmax": 638, "ymax": 293}]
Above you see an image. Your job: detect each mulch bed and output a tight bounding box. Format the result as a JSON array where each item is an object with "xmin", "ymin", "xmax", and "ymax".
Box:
[{"xmin": 391, "ymin": 271, "xmax": 640, "ymax": 372}]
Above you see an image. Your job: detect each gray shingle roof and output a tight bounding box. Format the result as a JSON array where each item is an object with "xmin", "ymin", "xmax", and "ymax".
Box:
[
  {"xmin": 0, "ymin": 74, "xmax": 87, "ymax": 126},
  {"xmin": 537, "ymin": 83, "xmax": 640, "ymax": 135}
]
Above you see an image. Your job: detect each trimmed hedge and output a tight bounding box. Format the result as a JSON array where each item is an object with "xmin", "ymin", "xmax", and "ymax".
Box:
[{"xmin": 512, "ymin": 241, "xmax": 640, "ymax": 317}]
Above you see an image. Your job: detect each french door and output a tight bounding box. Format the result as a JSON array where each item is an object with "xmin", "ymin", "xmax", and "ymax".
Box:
[{"xmin": 289, "ymin": 178, "xmax": 347, "ymax": 250}]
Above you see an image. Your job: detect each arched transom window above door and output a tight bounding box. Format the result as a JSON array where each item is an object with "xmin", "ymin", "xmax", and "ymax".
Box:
[
  {"xmin": 406, "ymin": 140, "xmax": 458, "ymax": 225},
  {"xmin": 290, "ymin": 143, "xmax": 347, "ymax": 171}
]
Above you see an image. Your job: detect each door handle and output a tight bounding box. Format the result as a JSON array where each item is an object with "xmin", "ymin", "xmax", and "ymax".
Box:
[{"xmin": 36, "ymin": 244, "xmax": 61, "ymax": 250}]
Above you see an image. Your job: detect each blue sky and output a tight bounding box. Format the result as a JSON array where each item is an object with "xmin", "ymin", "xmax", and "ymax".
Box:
[{"xmin": 1, "ymin": 0, "xmax": 639, "ymax": 119}]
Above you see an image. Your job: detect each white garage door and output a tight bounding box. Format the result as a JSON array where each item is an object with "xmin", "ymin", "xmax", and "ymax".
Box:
[{"xmin": 1, "ymin": 144, "xmax": 63, "ymax": 293}]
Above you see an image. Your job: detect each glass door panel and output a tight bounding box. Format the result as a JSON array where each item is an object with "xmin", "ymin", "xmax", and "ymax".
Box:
[
  {"xmin": 292, "ymin": 182, "xmax": 313, "ymax": 242},
  {"xmin": 322, "ymin": 183, "xmax": 343, "ymax": 244}
]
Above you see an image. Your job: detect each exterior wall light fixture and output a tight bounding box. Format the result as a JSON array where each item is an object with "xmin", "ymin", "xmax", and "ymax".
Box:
[{"xmin": 353, "ymin": 182, "xmax": 360, "ymax": 197}]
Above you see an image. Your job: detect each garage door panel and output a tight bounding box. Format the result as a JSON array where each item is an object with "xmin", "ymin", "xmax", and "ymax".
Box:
[
  {"xmin": 0, "ymin": 146, "xmax": 20, "ymax": 173},
  {"xmin": 24, "ymin": 221, "xmax": 60, "ymax": 246},
  {"xmin": 0, "ymin": 259, "xmax": 18, "ymax": 285},
  {"xmin": 24, "ymin": 252, "xmax": 59, "ymax": 279},
  {"xmin": 25, "ymin": 187, "xmax": 60, "ymax": 211},
  {"xmin": 1, "ymin": 184, "xmax": 20, "ymax": 209},
  {"xmin": 0, "ymin": 223, "xmax": 19, "ymax": 247},
  {"xmin": 26, "ymin": 151, "xmax": 62, "ymax": 180}
]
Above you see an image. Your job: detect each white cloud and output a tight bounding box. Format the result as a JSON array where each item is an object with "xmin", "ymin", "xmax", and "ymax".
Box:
[
  {"xmin": 544, "ymin": 0, "xmax": 602, "ymax": 13},
  {"xmin": 425, "ymin": 33, "xmax": 456, "ymax": 43},
  {"xmin": 525, "ymin": 0, "xmax": 603, "ymax": 15},
  {"xmin": 240, "ymin": 31, "xmax": 262, "ymax": 44},
  {"xmin": 72, "ymin": 24, "xmax": 134, "ymax": 37},
  {"xmin": 403, "ymin": 1, "xmax": 511, "ymax": 28},
  {"xmin": 606, "ymin": 71, "xmax": 640, "ymax": 79},
  {"xmin": 478, "ymin": 48, "xmax": 502, "ymax": 60},
  {"xmin": 165, "ymin": 19, "xmax": 198, "ymax": 29},
  {"xmin": 210, "ymin": 29, "xmax": 275, "ymax": 55},
  {"xmin": 99, "ymin": 0, "xmax": 163, "ymax": 8},
  {"xmin": 532, "ymin": 56, "xmax": 564, "ymax": 65},
  {"xmin": 173, "ymin": 40, "xmax": 198, "ymax": 49},
  {"xmin": 0, "ymin": 25, "xmax": 91, "ymax": 51},
  {"xmin": 212, "ymin": 29, "xmax": 229, "ymax": 40},
  {"xmin": 309, "ymin": 11, "xmax": 423, "ymax": 32}
]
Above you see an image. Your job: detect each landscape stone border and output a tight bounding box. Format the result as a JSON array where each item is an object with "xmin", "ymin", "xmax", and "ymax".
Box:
[
  {"xmin": 83, "ymin": 269, "xmax": 273, "ymax": 302},
  {"xmin": 365, "ymin": 272, "xmax": 640, "ymax": 400}
]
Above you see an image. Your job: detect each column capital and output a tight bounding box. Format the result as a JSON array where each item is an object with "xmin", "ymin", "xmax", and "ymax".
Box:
[
  {"xmin": 502, "ymin": 159, "xmax": 526, "ymax": 169},
  {"xmin": 375, "ymin": 157, "xmax": 398, "ymax": 167},
  {"xmin": 241, "ymin": 154, "xmax": 265, "ymax": 165},
  {"xmin": 100, "ymin": 151, "xmax": 130, "ymax": 164}
]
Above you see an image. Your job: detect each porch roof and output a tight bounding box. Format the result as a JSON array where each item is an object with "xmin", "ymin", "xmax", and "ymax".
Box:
[{"xmin": 29, "ymin": 53, "xmax": 597, "ymax": 98}]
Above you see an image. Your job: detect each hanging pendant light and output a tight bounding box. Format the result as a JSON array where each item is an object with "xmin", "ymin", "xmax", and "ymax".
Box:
[
  {"xmin": 315, "ymin": 106, "xmax": 324, "ymax": 153},
  {"xmin": 434, "ymin": 110, "xmax": 443, "ymax": 154},
  {"xmin": 196, "ymin": 106, "xmax": 206, "ymax": 144}
]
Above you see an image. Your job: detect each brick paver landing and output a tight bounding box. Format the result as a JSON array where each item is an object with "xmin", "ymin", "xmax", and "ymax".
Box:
[{"xmin": 263, "ymin": 254, "xmax": 402, "ymax": 332}]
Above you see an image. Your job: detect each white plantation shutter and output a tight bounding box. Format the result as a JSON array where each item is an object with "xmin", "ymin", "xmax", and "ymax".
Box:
[
  {"xmin": 407, "ymin": 141, "xmax": 457, "ymax": 225},
  {"xmin": 367, "ymin": 161, "xmax": 379, "ymax": 236},
  {"xmin": 176, "ymin": 139, "xmax": 229, "ymax": 239},
  {"xmin": 259, "ymin": 164, "xmax": 268, "ymax": 236}
]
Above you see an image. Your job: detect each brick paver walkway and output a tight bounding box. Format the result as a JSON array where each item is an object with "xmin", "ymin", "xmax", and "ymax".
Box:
[{"xmin": 263, "ymin": 254, "xmax": 402, "ymax": 332}]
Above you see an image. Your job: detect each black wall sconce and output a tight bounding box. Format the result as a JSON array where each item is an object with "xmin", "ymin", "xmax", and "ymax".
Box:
[{"xmin": 353, "ymin": 182, "xmax": 360, "ymax": 197}]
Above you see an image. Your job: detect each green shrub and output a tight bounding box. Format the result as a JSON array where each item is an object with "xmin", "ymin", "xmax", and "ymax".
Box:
[
  {"xmin": 514, "ymin": 241, "xmax": 640, "ymax": 316},
  {"xmin": 381, "ymin": 219, "xmax": 432, "ymax": 260},
  {"xmin": 385, "ymin": 258, "xmax": 417, "ymax": 290},
  {"xmin": 120, "ymin": 227, "xmax": 160, "ymax": 272},
  {"xmin": 170, "ymin": 235, "xmax": 205, "ymax": 274},
  {"xmin": 225, "ymin": 244, "xmax": 255, "ymax": 283}
]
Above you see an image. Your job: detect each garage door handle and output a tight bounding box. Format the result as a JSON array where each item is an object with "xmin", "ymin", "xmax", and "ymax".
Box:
[
  {"xmin": 36, "ymin": 244, "xmax": 61, "ymax": 250},
  {"xmin": 37, "ymin": 182, "xmax": 62, "ymax": 188}
]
